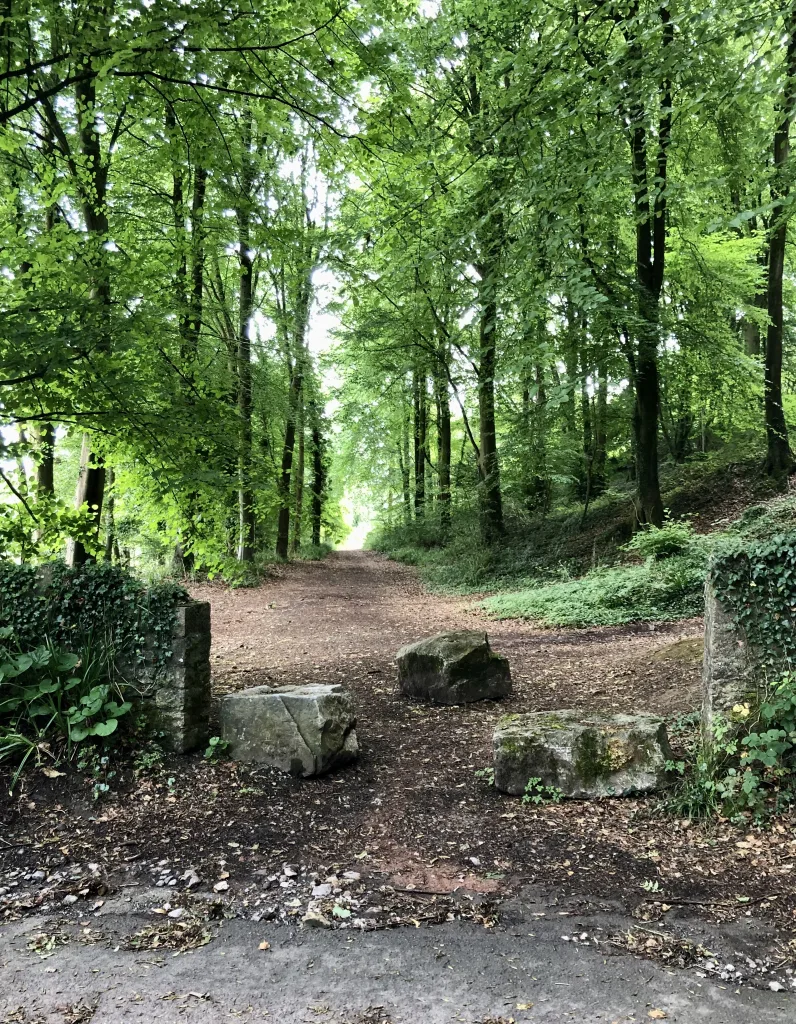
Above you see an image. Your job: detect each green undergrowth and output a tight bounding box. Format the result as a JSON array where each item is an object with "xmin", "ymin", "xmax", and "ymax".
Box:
[
  {"xmin": 482, "ymin": 554, "xmax": 706, "ymax": 627},
  {"xmin": 483, "ymin": 507, "xmax": 796, "ymax": 627},
  {"xmin": 369, "ymin": 487, "xmax": 640, "ymax": 594},
  {"xmin": 370, "ymin": 457, "xmax": 793, "ymax": 628},
  {"xmin": 0, "ymin": 561, "xmax": 188, "ymax": 785},
  {"xmin": 295, "ymin": 541, "xmax": 335, "ymax": 561},
  {"xmin": 203, "ymin": 541, "xmax": 334, "ymax": 588}
]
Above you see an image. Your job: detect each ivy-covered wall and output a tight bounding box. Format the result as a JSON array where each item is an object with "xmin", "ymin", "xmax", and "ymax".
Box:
[
  {"xmin": 703, "ymin": 535, "xmax": 796, "ymax": 727},
  {"xmin": 0, "ymin": 562, "xmax": 211, "ymax": 752},
  {"xmin": 712, "ymin": 535, "xmax": 796, "ymax": 675},
  {"xmin": 0, "ymin": 561, "xmax": 188, "ymax": 675}
]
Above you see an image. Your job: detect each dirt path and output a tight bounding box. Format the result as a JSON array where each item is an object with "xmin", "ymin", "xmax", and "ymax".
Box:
[
  {"xmin": 188, "ymin": 550, "xmax": 714, "ymax": 902},
  {"xmin": 2, "ymin": 551, "xmax": 796, "ymax": 1021},
  {"xmin": 197, "ymin": 549, "xmax": 703, "ymax": 720}
]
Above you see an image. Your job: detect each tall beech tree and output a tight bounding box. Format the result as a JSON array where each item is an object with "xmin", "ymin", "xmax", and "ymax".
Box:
[{"xmin": 764, "ymin": 2, "xmax": 796, "ymax": 477}]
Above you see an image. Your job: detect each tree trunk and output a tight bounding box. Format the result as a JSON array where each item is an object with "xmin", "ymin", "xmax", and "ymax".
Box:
[
  {"xmin": 633, "ymin": 333, "xmax": 664, "ymax": 526},
  {"xmin": 400, "ymin": 398, "xmax": 411, "ymax": 524},
  {"xmin": 236, "ymin": 120, "xmax": 256, "ymax": 562},
  {"xmin": 276, "ymin": 374, "xmax": 298, "ymax": 558},
  {"xmin": 473, "ymin": 176, "xmax": 505, "ymax": 542},
  {"xmin": 764, "ymin": 4, "xmax": 796, "ymax": 477},
  {"xmin": 579, "ymin": 348, "xmax": 593, "ymax": 500},
  {"xmin": 593, "ymin": 362, "xmax": 608, "ymax": 494},
  {"xmin": 413, "ymin": 367, "xmax": 426, "ymax": 520},
  {"xmin": 69, "ymin": 56, "xmax": 110, "ymax": 565},
  {"xmin": 563, "ymin": 302, "xmax": 580, "ymax": 450},
  {"xmin": 434, "ymin": 357, "xmax": 451, "ymax": 534},
  {"xmin": 624, "ymin": 2, "xmax": 671, "ymax": 528},
  {"xmin": 186, "ymin": 166, "xmax": 207, "ymax": 366},
  {"xmin": 463, "ymin": 53, "xmax": 505, "ymax": 544},
  {"xmin": 310, "ymin": 405, "xmax": 324, "ymax": 547},
  {"xmin": 476, "ymin": 266, "xmax": 504, "ymax": 543},
  {"xmin": 276, "ymin": 283, "xmax": 313, "ymax": 558},
  {"xmin": 744, "ymin": 277, "xmax": 766, "ymax": 357},
  {"xmin": 290, "ymin": 392, "xmax": 305, "ymax": 555},
  {"xmin": 35, "ymin": 422, "xmax": 55, "ymax": 499},
  {"xmin": 71, "ymin": 433, "xmax": 106, "ymax": 564},
  {"xmin": 103, "ymin": 466, "xmax": 115, "ymax": 561},
  {"xmin": 523, "ymin": 357, "xmax": 551, "ymax": 514}
]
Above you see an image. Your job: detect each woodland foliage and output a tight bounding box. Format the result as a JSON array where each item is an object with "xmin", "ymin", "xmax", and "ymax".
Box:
[{"xmin": 0, "ymin": 0, "xmax": 795, "ymax": 576}]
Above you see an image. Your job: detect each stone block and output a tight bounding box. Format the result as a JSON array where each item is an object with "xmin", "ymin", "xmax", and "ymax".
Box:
[
  {"xmin": 220, "ymin": 683, "xmax": 358, "ymax": 776},
  {"xmin": 173, "ymin": 602, "xmax": 211, "ymax": 638},
  {"xmin": 168, "ymin": 633, "xmax": 212, "ymax": 669},
  {"xmin": 147, "ymin": 601, "xmax": 211, "ymax": 753},
  {"xmin": 493, "ymin": 710, "xmax": 672, "ymax": 799},
  {"xmin": 396, "ymin": 630, "xmax": 511, "ymax": 704}
]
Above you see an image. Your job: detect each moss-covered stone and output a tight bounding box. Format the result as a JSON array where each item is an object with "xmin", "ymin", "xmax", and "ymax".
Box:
[{"xmin": 493, "ymin": 710, "xmax": 672, "ymax": 799}]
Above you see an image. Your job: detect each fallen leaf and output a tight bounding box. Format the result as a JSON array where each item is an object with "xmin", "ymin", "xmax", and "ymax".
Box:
[
  {"xmin": 42, "ymin": 768, "xmax": 65, "ymax": 778},
  {"xmin": 516, "ymin": 1002, "xmax": 533, "ymax": 1010},
  {"xmin": 648, "ymin": 1011, "xmax": 668, "ymax": 1020}
]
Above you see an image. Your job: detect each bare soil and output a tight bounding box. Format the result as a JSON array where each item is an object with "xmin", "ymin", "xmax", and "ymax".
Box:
[{"xmin": 1, "ymin": 551, "xmax": 795, "ymax": 965}]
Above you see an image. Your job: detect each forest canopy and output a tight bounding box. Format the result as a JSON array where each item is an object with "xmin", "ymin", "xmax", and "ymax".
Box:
[{"xmin": 1, "ymin": 0, "xmax": 795, "ymax": 571}]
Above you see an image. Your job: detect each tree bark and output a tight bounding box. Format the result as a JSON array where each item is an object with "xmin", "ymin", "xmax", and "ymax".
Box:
[
  {"xmin": 290, "ymin": 390, "xmax": 305, "ymax": 555},
  {"xmin": 464, "ymin": 56, "xmax": 505, "ymax": 544},
  {"xmin": 764, "ymin": 3, "xmax": 796, "ymax": 477},
  {"xmin": 186, "ymin": 166, "xmax": 207, "ymax": 366},
  {"xmin": 623, "ymin": 2, "xmax": 670, "ymax": 528},
  {"xmin": 276, "ymin": 369, "xmax": 299, "ymax": 558},
  {"xmin": 400, "ymin": 398, "xmax": 411, "ymax": 524},
  {"xmin": 71, "ymin": 433, "xmax": 106, "ymax": 565},
  {"xmin": 34, "ymin": 422, "xmax": 55, "ymax": 499},
  {"xmin": 579, "ymin": 346, "xmax": 593, "ymax": 500},
  {"xmin": 413, "ymin": 367, "xmax": 426, "ymax": 520},
  {"xmin": 521, "ymin": 355, "xmax": 551, "ymax": 514},
  {"xmin": 434, "ymin": 354, "xmax": 451, "ymax": 534},
  {"xmin": 276, "ymin": 268, "xmax": 313, "ymax": 558},
  {"xmin": 310, "ymin": 403, "xmax": 324, "ymax": 546},
  {"xmin": 70, "ymin": 44, "xmax": 110, "ymax": 565},
  {"xmin": 236, "ymin": 117, "xmax": 256, "ymax": 562},
  {"xmin": 103, "ymin": 466, "xmax": 115, "ymax": 561},
  {"xmin": 593, "ymin": 361, "xmax": 608, "ymax": 494},
  {"xmin": 475, "ymin": 261, "xmax": 504, "ymax": 543}
]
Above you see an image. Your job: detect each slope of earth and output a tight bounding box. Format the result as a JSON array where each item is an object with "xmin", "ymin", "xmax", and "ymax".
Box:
[{"xmin": 1, "ymin": 551, "xmax": 795, "ymax": 1019}]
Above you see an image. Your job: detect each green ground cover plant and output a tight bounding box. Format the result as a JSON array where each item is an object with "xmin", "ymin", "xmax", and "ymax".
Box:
[{"xmin": 0, "ymin": 561, "xmax": 187, "ymax": 785}]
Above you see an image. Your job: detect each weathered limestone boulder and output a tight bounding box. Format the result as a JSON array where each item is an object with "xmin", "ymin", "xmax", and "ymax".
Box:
[
  {"xmin": 396, "ymin": 630, "xmax": 511, "ymax": 705},
  {"xmin": 702, "ymin": 577, "xmax": 754, "ymax": 731},
  {"xmin": 493, "ymin": 710, "xmax": 672, "ymax": 798},
  {"xmin": 219, "ymin": 683, "xmax": 358, "ymax": 777}
]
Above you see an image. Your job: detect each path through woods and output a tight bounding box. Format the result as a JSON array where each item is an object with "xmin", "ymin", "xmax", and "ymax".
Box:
[{"xmin": 2, "ymin": 552, "xmax": 795, "ymax": 1022}]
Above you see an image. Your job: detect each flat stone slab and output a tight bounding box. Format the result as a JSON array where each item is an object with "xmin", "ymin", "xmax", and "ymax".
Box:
[
  {"xmin": 396, "ymin": 630, "xmax": 511, "ymax": 705},
  {"xmin": 493, "ymin": 710, "xmax": 672, "ymax": 799},
  {"xmin": 220, "ymin": 683, "xmax": 358, "ymax": 777}
]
